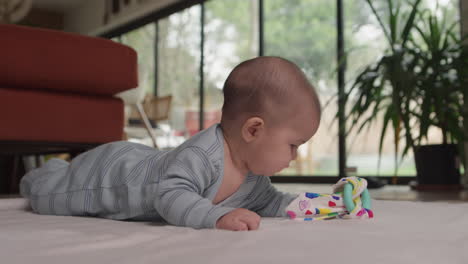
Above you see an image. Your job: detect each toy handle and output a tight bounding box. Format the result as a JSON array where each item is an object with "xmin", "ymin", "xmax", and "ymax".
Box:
[
  {"xmin": 361, "ymin": 188, "xmax": 371, "ymax": 209},
  {"xmin": 343, "ymin": 183, "xmax": 372, "ymax": 212}
]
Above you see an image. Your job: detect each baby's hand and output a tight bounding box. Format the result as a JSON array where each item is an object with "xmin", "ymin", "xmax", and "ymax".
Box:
[{"xmin": 216, "ymin": 208, "xmax": 261, "ymax": 231}]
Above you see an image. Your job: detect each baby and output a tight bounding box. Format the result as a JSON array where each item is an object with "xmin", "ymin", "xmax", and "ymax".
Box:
[{"xmin": 20, "ymin": 56, "xmax": 321, "ymax": 231}]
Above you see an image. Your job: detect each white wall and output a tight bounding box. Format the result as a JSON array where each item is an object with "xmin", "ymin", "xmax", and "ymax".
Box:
[{"xmin": 64, "ymin": 0, "xmax": 183, "ymax": 36}]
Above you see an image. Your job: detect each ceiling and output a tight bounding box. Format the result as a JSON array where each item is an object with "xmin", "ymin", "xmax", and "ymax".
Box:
[{"xmin": 33, "ymin": 0, "xmax": 89, "ymax": 12}]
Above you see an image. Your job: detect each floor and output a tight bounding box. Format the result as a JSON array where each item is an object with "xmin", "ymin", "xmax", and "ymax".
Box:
[{"xmin": 274, "ymin": 183, "xmax": 468, "ymax": 203}]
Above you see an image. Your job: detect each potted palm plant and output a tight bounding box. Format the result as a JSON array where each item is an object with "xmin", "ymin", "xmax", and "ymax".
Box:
[
  {"xmin": 344, "ymin": 0, "xmax": 466, "ymax": 187},
  {"xmin": 411, "ymin": 6, "xmax": 466, "ymax": 188}
]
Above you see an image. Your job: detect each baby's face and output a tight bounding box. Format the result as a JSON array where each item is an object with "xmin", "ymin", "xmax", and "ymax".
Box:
[{"xmin": 246, "ymin": 111, "xmax": 319, "ymax": 176}]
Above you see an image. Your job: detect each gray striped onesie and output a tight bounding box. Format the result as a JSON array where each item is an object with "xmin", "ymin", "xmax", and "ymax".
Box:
[{"xmin": 20, "ymin": 124, "xmax": 296, "ymax": 229}]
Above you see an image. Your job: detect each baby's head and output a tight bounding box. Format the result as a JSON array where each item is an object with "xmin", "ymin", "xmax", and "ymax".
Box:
[{"xmin": 220, "ymin": 56, "xmax": 321, "ymax": 176}]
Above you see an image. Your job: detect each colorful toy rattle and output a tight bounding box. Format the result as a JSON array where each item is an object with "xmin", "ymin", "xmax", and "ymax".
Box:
[{"xmin": 285, "ymin": 176, "xmax": 374, "ymax": 221}]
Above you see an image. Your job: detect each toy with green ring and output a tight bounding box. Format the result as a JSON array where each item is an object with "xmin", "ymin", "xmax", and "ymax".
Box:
[
  {"xmin": 285, "ymin": 176, "xmax": 374, "ymax": 220},
  {"xmin": 342, "ymin": 181, "xmax": 373, "ymax": 218}
]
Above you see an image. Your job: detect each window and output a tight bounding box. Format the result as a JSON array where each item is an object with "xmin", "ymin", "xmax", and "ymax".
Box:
[
  {"xmin": 107, "ymin": 0, "xmax": 462, "ymax": 179},
  {"xmin": 203, "ymin": 0, "xmax": 259, "ymax": 130},
  {"xmin": 264, "ymin": 0, "xmax": 338, "ymax": 176},
  {"xmin": 157, "ymin": 5, "xmax": 201, "ymax": 139},
  {"xmin": 345, "ymin": 0, "xmax": 460, "ymax": 176},
  {"xmin": 120, "ymin": 23, "xmax": 155, "ymax": 96}
]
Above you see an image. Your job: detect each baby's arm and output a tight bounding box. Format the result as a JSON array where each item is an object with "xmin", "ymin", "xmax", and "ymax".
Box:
[
  {"xmin": 154, "ymin": 147, "xmax": 236, "ymax": 229},
  {"xmin": 248, "ymin": 176, "xmax": 298, "ymax": 217}
]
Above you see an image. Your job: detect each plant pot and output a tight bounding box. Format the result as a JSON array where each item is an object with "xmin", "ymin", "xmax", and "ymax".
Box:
[{"xmin": 414, "ymin": 144, "xmax": 460, "ymax": 185}]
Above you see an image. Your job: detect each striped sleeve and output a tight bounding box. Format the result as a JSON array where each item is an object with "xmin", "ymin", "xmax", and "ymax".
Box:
[
  {"xmin": 154, "ymin": 147, "xmax": 235, "ymax": 229},
  {"xmin": 249, "ymin": 176, "xmax": 298, "ymax": 217}
]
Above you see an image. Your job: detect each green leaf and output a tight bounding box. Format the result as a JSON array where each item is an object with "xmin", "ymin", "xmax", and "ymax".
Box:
[
  {"xmin": 365, "ymin": 0, "xmax": 391, "ymax": 46},
  {"xmin": 401, "ymin": 0, "xmax": 422, "ymax": 46}
]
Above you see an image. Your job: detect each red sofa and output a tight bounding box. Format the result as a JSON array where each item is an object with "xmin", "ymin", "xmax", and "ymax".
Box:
[{"xmin": 0, "ymin": 24, "xmax": 138, "ymax": 192}]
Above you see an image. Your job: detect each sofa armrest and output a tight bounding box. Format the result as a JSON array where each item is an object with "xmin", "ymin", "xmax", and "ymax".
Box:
[{"xmin": 0, "ymin": 24, "xmax": 138, "ymax": 96}]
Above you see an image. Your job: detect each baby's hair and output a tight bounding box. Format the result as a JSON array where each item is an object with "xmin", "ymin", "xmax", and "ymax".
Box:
[{"xmin": 221, "ymin": 56, "xmax": 321, "ymax": 126}]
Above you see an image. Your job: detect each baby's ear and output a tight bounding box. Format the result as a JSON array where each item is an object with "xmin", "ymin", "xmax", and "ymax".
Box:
[{"xmin": 241, "ymin": 117, "xmax": 264, "ymax": 142}]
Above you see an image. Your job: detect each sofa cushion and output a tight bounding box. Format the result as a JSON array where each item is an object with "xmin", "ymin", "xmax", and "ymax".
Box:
[
  {"xmin": 0, "ymin": 24, "xmax": 138, "ymax": 96},
  {"xmin": 0, "ymin": 88, "xmax": 124, "ymax": 143}
]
